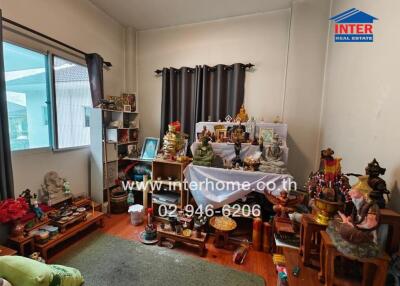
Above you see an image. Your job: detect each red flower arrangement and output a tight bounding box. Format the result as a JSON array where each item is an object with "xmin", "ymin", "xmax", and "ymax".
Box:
[{"xmin": 0, "ymin": 198, "xmax": 29, "ymax": 224}]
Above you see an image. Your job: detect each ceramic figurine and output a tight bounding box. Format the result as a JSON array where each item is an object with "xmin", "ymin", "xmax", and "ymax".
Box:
[
  {"xmin": 326, "ymin": 176, "xmax": 382, "ymax": 258},
  {"xmin": 259, "ymin": 134, "xmax": 288, "ymax": 174},
  {"xmin": 193, "ymin": 137, "xmax": 214, "ymax": 167},
  {"xmin": 20, "ymin": 189, "xmax": 33, "ymax": 209},
  {"xmin": 337, "ymin": 176, "xmax": 380, "ymax": 244},
  {"xmin": 235, "ymin": 105, "xmax": 249, "ymax": 123},
  {"xmin": 32, "ymin": 194, "xmax": 44, "ymax": 220}
]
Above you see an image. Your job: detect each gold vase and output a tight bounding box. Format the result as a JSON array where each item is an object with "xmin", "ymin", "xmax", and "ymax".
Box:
[{"xmin": 314, "ymin": 198, "xmax": 343, "ymax": 225}]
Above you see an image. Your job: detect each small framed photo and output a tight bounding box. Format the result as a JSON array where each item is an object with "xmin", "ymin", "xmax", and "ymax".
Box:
[
  {"xmin": 215, "ymin": 128, "xmax": 227, "ymax": 143},
  {"xmin": 123, "ymin": 105, "xmax": 131, "ymax": 112},
  {"xmin": 127, "ymin": 144, "xmax": 138, "ymax": 158},
  {"xmin": 259, "ymin": 128, "xmax": 274, "ymax": 144},
  {"xmin": 141, "ymin": 137, "xmax": 160, "ymax": 160}
]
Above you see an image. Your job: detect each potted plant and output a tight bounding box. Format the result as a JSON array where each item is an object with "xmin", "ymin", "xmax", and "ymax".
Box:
[
  {"xmin": 305, "ymin": 148, "xmax": 351, "ymax": 225},
  {"xmin": 0, "ymin": 197, "xmax": 29, "ymax": 238}
]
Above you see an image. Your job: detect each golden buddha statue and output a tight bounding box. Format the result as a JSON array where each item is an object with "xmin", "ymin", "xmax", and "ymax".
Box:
[{"xmin": 235, "ymin": 105, "xmax": 249, "ymax": 123}]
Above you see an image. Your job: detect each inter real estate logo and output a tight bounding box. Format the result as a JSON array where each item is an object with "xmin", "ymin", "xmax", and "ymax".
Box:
[{"xmin": 330, "ymin": 8, "xmax": 378, "ymax": 42}]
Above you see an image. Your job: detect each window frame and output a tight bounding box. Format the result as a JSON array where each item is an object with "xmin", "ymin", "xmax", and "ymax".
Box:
[
  {"xmin": 3, "ymin": 25, "xmax": 91, "ymax": 153},
  {"xmin": 51, "ymin": 54, "xmax": 91, "ymax": 151}
]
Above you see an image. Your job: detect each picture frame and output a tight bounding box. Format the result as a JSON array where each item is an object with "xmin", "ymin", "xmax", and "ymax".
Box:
[
  {"xmin": 123, "ymin": 105, "xmax": 132, "ymax": 112},
  {"xmin": 127, "ymin": 144, "xmax": 138, "ymax": 158},
  {"xmin": 140, "ymin": 137, "xmax": 160, "ymax": 160},
  {"xmin": 259, "ymin": 128, "xmax": 274, "ymax": 144},
  {"xmin": 215, "ymin": 128, "xmax": 227, "ymax": 143}
]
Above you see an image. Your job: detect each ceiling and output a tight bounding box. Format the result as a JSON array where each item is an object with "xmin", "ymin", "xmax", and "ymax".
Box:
[{"xmin": 89, "ymin": 0, "xmax": 294, "ymax": 30}]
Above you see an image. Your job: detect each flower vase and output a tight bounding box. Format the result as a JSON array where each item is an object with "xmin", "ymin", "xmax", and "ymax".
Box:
[{"xmin": 10, "ymin": 220, "xmax": 25, "ymax": 238}]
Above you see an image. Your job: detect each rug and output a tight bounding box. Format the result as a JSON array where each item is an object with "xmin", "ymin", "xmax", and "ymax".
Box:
[{"xmin": 54, "ymin": 231, "xmax": 265, "ymax": 286}]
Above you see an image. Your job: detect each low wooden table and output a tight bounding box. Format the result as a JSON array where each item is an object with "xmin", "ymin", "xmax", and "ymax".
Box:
[
  {"xmin": 0, "ymin": 245, "xmax": 17, "ymax": 256},
  {"xmin": 319, "ymin": 231, "xmax": 389, "ymax": 286},
  {"xmin": 157, "ymin": 229, "xmax": 207, "ymax": 256},
  {"xmin": 35, "ymin": 211, "xmax": 105, "ymax": 260},
  {"xmin": 8, "ymin": 235, "xmax": 35, "ymax": 257},
  {"xmin": 380, "ymin": 208, "xmax": 400, "ymax": 254},
  {"xmin": 299, "ymin": 213, "xmax": 327, "ymax": 267}
]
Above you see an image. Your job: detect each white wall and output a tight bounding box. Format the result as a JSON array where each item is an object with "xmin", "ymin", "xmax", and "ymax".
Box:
[
  {"xmin": 137, "ymin": 2, "xmax": 330, "ymax": 184},
  {"xmin": 0, "ymin": 0, "xmax": 126, "ymax": 197},
  {"xmin": 320, "ymin": 0, "xmax": 400, "ymax": 211},
  {"xmin": 284, "ymin": 0, "xmax": 330, "ymax": 184},
  {"xmin": 137, "ymin": 10, "xmax": 291, "ymax": 141}
]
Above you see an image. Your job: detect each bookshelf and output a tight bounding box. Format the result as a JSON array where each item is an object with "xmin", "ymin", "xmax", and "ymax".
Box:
[{"xmin": 90, "ymin": 105, "xmax": 140, "ymax": 213}]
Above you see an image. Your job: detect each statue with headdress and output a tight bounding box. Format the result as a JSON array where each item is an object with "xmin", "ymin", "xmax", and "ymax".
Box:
[{"xmin": 328, "ymin": 175, "xmax": 381, "ymax": 258}]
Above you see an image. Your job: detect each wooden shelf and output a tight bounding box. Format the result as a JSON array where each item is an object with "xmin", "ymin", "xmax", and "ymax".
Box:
[
  {"xmin": 117, "ymin": 141, "xmax": 138, "ymax": 146},
  {"xmin": 101, "ymin": 108, "xmax": 139, "ymax": 114}
]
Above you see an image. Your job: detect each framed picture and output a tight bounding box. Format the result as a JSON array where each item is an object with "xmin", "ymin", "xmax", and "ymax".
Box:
[
  {"xmin": 259, "ymin": 128, "xmax": 274, "ymax": 144},
  {"xmin": 215, "ymin": 128, "xmax": 227, "ymax": 143},
  {"xmin": 140, "ymin": 137, "xmax": 160, "ymax": 160},
  {"xmin": 123, "ymin": 105, "xmax": 131, "ymax": 112},
  {"xmin": 127, "ymin": 144, "xmax": 138, "ymax": 158}
]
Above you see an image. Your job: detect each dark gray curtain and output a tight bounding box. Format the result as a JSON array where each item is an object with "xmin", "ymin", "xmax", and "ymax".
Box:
[
  {"xmin": 0, "ymin": 10, "xmax": 14, "ymax": 199},
  {"xmin": 160, "ymin": 63, "xmax": 246, "ymax": 144},
  {"xmin": 160, "ymin": 66, "xmax": 199, "ymax": 143},
  {"xmin": 85, "ymin": 53, "xmax": 104, "ymax": 107},
  {"xmin": 196, "ymin": 63, "xmax": 246, "ymax": 122}
]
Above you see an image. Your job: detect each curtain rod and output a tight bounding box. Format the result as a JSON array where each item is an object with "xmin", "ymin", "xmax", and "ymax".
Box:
[
  {"xmin": 2, "ymin": 17, "xmax": 112, "ymax": 68},
  {"xmin": 154, "ymin": 63, "xmax": 255, "ymax": 75}
]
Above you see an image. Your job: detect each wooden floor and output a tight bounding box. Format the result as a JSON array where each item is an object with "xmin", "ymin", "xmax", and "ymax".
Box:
[{"xmin": 50, "ymin": 213, "xmax": 322, "ymax": 286}]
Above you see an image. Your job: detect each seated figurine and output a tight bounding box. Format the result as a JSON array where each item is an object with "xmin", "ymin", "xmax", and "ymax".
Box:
[
  {"xmin": 193, "ymin": 137, "xmax": 214, "ymax": 167},
  {"xmin": 328, "ymin": 175, "xmax": 381, "ymax": 258},
  {"xmin": 231, "ymin": 140, "xmax": 243, "ymax": 167},
  {"xmin": 259, "ymin": 134, "xmax": 288, "ymax": 174}
]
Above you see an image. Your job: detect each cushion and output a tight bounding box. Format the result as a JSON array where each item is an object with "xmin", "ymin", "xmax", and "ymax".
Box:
[
  {"xmin": 0, "ymin": 278, "xmax": 13, "ymax": 286},
  {"xmin": 48, "ymin": 265, "xmax": 84, "ymax": 286},
  {"xmin": 0, "ymin": 256, "xmax": 84, "ymax": 286},
  {"xmin": 0, "ymin": 256, "xmax": 52, "ymax": 286}
]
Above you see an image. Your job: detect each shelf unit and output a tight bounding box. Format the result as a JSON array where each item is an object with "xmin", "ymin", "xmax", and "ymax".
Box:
[
  {"xmin": 90, "ymin": 105, "xmax": 140, "ymax": 213},
  {"xmin": 151, "ymin": 159, "xmax": 189, "ymax": 221}
]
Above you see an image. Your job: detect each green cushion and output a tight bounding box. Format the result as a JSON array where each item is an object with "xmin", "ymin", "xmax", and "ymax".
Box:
[
  {"xmin": 0, "ymin": 256, "xmax": 52, "ymax": 286},
  {"xmin": 48, "ymin": 265, "xmax": 84, "ymax": 286},
  {"xmin": 0, "ymin": 256, "xmax": 84, "ymax": 286}
]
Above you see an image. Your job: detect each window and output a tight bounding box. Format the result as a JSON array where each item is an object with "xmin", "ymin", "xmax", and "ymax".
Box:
[
  {"xmin": 53, "ymin": 57, "xmax": 92, "ymax": 149},
  {"xmin": 4, "ymin": 42, "xmax": 51, "ymax": 151}
]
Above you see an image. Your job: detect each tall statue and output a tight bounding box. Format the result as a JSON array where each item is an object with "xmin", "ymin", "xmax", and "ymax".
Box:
[{"xmin": 259, "ymin": 134, "xmax": 287, "ymax": 174}]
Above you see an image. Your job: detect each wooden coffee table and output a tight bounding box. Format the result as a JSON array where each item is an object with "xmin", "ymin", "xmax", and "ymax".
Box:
[
  {"xmin": 35, "ymin": 211, "xmax": 105, "ymax": 260},
  {"xmin": 158, "ymin": 228, "xmax": 207, "ymax": 256}
]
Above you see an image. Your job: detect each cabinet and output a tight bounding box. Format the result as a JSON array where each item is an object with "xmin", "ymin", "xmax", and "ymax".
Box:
[{"xmin": 151, "ymin": 159, "xmax": 189, "ymax": 221}]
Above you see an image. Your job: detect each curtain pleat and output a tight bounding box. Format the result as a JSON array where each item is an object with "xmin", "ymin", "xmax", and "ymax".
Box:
[
  {"xmin": 0, "ymin": 10, "xmax": 15, "ymax": 199},
  {"xmin": 85, "ymin": 53, "xmax": 104, "ymax": 108}
]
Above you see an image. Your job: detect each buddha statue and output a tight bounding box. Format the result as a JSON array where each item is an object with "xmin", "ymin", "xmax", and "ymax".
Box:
[
  {"xmin": 235, "ymin": 105, "xmax": 249, "ymax": 123},
  {"xmin": 193, "ymin": 137, "xmax": 214, "ymax": 167},
  {"xmin": 259, "ymin": 134, "xmax": 288, "ymax": 174},
  {"xmin": 40, "ymin": 171, "xmax": 71, "ymax": 205}
]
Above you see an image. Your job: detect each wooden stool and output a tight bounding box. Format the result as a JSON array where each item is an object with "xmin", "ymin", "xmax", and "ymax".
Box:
[
  {"xmin": 299, "ymin": 213, "xmax": 327, "ymax": 266},
  {"xmin": 319, "ymin": 231, "xmax": 390, "ymax": 286}
]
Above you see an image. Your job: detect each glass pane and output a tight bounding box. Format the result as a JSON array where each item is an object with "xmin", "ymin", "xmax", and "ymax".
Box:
[
  {"xmin": 4, "ymin": 42, "xmax": 50, "ymax": 151},
  {"xmin": 54, "ymin": 56, "xmax": 92, "ymax": 149}
]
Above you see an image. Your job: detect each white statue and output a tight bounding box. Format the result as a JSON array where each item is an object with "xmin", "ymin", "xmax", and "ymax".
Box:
[
  {"xmin": 259, "ymin": 134, "xmax": 288, "ymax": 174},
  {"xmin": 40, "ymin": 171, "xmax": 71, "ymax": 206}
]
